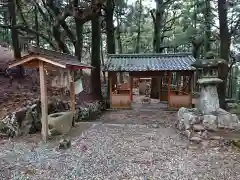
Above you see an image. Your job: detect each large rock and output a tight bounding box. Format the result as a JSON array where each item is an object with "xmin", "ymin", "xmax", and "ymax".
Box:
[
  {"xmin": 0, "ymin": 102, "xmax": 41, "ymax": 137},
  {"xmin": 75, "ymin": 100, "xmax": 106, "ymax": 122},
  {"xmin": 217, "ymin": 109, "xmax": 240, "ymax": 129},
  {"xmin": 0, "ymin": 112, "xmax": 20, "ymax": 137},
  {"xmin": 176, "ymin": 108, "xmax": 199, "ymax": 130},
  {"xmin": 202, "ymin": 115, "xmax": 217, "ymax": 131}
]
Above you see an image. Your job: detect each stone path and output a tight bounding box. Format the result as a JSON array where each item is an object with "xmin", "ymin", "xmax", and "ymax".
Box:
[
  {"xmin": 100, "ymin": 96, "xmax": 174, "ymax": 127},
  {"xmin": 0, "ymin": 96, "xmax": 240, "ymax": 179}
]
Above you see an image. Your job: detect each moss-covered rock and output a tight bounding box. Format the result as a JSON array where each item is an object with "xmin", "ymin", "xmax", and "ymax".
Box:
[{"xmin": 75, "ymin": 100, "xmax": 106, "ymax": 122}]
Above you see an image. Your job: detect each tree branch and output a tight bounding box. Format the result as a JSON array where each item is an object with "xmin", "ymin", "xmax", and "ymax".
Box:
[
  {"xmin": 15, "ymin": 0, "xmax": 28, "ymax": 25},
  {"xmin": 230, "ymin": 17, "xmax": 240, "ymax": 36},
  {"xmin": 54, "ymin": 0, "xmax": 107, "ymax": 27},
  {"xmin": 47, "ymin": 0, "xmax": 76, "ymax": 44},
  {"xmin": 150, "ymin": 10, "xmax": 156, "ymax": 23},
  {"xmin": 0, "ymin": 24, "xmax": 57, "ymax": 50},
  {"xmin": 162, "ymin": 12, "xmax": 181, "ymax": 33}
]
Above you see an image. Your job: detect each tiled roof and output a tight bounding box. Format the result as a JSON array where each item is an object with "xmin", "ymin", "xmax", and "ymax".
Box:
[{"xmin": 103, "ymin": 53, "xmax": 196, "ymax": 72}]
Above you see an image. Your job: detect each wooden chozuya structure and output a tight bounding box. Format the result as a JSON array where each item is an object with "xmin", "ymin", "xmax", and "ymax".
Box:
[
  {"xmin": 8, "ymin": 46, "xmax": 93, "ymax": 141},
  {"xmin": 103, "ymin": 53, "xmax": 196, "ymax": 109}
]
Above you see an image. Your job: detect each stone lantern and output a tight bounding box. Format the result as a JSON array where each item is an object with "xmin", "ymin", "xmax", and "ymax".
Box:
[
  {"xmin": 176, "ymin": 58, "xmax": 240, "ymax": 142},
  {"xmin": 192, "ymin": 58, "xmax": 226, "ymax": 115}
]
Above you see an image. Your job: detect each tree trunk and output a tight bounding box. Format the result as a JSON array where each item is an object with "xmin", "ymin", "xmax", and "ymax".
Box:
[
  {"xmin": 115, "ymin": 5, "xmax": 124, "ymax": 83},
  {"xmin": 47, "ymin": 0, "xmax": 72, "ymax": 53},
  {"xmin": 74, "ymin": 22, "xmax": 83, "ymax": 61},
  {"xmin": 74, "ymin": 0, "xmax": 83, "ymax": 62},
  {"xmin": 52, "ymin": 26, "xmax": 70, "ymax": 53},
  {"xmin": 8, "ymin": 0, "xmax": 23, "ymax": 77},
  {"xmin": 151, "ymin": 0, "xmax": 163, "ymax": 99},
  {"xmin": 100, "ymin": 34, "xmax": 106, "ymax": 83},
  {"xmin": 135, "ymin": 0, "xmax": 142, "ymax": 53},
  {"xmin": 3, "ymin": 11, "xmax": 9, "ymax": 43},
  {"xmin": 192, "ymin": 41, "xmax": 202, "ymax": 59},
  {"xmin": 204, "ymin": 0, "xmax": 211, "ymax": 56},
  {"xmin": 106, "ymin": 0, "xmax": 115, "ymax": 54},
  {"xmin": 154, "ymin": 0, "xmax": 163, "ymax": 53},
  {"xmin": 34, "ymin": 5, "xmax": 40, "ymax": 47},
  {"xmin": 217, "ymin": 0, "xmax": 231, "ymax": 109},
  {"xmin": 116, "ymin": 12, "xmax": 122, "ymax": 54},
  {"xmin": 91, "ymin": 3, "xmax": 102, "ymax": 100},
  {"xmin": 106, "ymin": 0, "xmax": 115, "ymax": 107}
]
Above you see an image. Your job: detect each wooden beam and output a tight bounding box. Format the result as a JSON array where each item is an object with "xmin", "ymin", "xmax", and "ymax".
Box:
[
  {"xmin": 129, "ymin": 71, "xmax": 165, "ymax": 77},
  {"xmin": 69, "ymin": 70, "xmax": 76, "ymax": 126},
  {"xmin": 39, "ymin": 61, "xmax": 48, "ymax": 142},
  {"xmin": 9, "ymin": 56, "xmax": 66, "ymax": 69}
]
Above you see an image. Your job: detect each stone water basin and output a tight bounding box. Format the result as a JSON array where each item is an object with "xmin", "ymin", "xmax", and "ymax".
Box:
[{"xmin": 48, "ymin": 111, "xmax": 74, "ymax": 135}]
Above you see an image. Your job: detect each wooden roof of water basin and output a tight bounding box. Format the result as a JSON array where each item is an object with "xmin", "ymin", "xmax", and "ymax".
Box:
[{"xmin": 9, "ymin": 46, "xmax": 93, "ymax": 70}]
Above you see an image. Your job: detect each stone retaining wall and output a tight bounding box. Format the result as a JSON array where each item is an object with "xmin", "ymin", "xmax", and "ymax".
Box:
[{"xmin": 0, "ymin": 99, "xmax": 106, "ymax": 138}]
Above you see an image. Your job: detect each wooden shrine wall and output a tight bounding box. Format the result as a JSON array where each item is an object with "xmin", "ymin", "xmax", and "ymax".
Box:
[
  {"xmin": 168, "ymin": 94, "xmax": 192, "ymax": 109},
  {"xmin": 168, "ymin": 71, "xmax": 194, "ymax": 109},
  {"xmin": 109, "ymin": 72, "xmax": 132, "ymax": 109},
  {"xmin": 108, "ymin": 70, "xmax": 195, "ymax": 109}
]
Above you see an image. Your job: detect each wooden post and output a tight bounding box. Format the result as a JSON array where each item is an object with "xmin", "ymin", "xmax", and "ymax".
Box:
[
  {"xmin": 106, "ymin": 71, "xmax": 110, "ymax": 109},
  {"xmin": 158, "ymin": 77, "xmax": 161, "ymax": 100},
  {"xmin": 191, "ymin": 72, "xmax": 194, "ymax": 93},
  {"xmin": 39, "ymin": 61, "xmax": 48, "ymax": 142},
  {"xmin": 167, "ymin": 72, "xmax": 172, "ymax": 107},
  {"xmin": 190, "ymin": 73, "xmax": 194, "ymax": 108},
  {"xmin": 109, "ymin": 72, "xmax": 112, "ymax": 108},
  {"xmin": 69, "ymin": 70, "xmax": 76, "ymax": 126},
  {"xmin": 130, "ymin": 76, "xmax": 133, "ymax": 101}
]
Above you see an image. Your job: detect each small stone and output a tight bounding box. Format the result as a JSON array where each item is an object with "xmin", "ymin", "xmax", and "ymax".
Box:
[
  {"xmin": 58, "ymin": 139, "xmax": 71, "ymax": 150},
  {"xmin": 176, "ymin": 119, "xmax": 185, "ymax": 131},
  {"xmin": 203, "ymin": 115, "xmax": 217, "ymax": 131},
  {"xmin": 232, "ymin": 123, "xmax": 240, "ymax": 130},
  {"xmin": 184, "ymin": 130, "xmax": 191, "ymax": 139},
  {"xmin": 210, "ymin": 136, "xmax": 222, "ymax": 140},
  {"xmin": 190, "ymin": 116, "xmax": 201, "ymax": 125},
  {"xmin": 193, "ymin": 124, "xmax": 205, "ymax": 131},
  {"xmin": 188, "ymin": 143, "xmax": 200, "ymax": 150},
  {"xmin": 190, "ymin": 136, "xmax": 202, "ymax": 143},
  {"xmin": 208, "ymin": 140, "xmax": 220, "ymax": 147},
  {"xmin": 177, "ymin": 107, "xmax": 188, "ymax": 120},
  {"xmin": 151, "ymin": 124, "xmax": 160, "ymax": 128},
  {"xmin": 201, "ymin": 140, "xmax": 209, "ymax": 147},
  {"xmin": 197, "ymin": 131, "xmax": 202, "ymax": 136},
  {"xmin": 199, "ymin": 116, "xmax": 204, "ymax": 123},
  {"xmin": 201, "ymin": 130, "xmax": 208, "ymax": 139}
]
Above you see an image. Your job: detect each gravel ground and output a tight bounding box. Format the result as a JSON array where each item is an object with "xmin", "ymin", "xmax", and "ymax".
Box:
[
  {"xmin": 1, "ymin": 96, "xmax": 240, "ymax": 179},
  {"xmin": 1, "ymin": 123, "xmax": 240, "ymax": 180}
]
